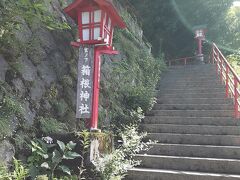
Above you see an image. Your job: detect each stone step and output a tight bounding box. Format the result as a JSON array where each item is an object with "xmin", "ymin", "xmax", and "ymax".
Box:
[
  {"xmin": 168, "ymin": 64, "xmax": 214, "ymax": 68},
  {"xmin": 159, "ymin": 80, "xmax": 221, "ymax": 86},
  {"xmin": 165, "ymin": 71, "xmax": 217, "ymax": 76},
  {"xmin": 147, "ymin": 110, "xmax": 234, "ymax": 117},
  {"xmin": 159, "ymin": 84, "xmax": 224, "ymax": 89},
  {"xmin": 152, "ymin": 104, "xmax": 233, "ymax": 110},
  {"xmin": 157, "ymin": 98, "xmax": 232, "ymax": 104},
  {"xmin": 160, "ymin": 77, "xmax": 219, "ymax": 82},
  {"xmin": 157, "ymin": 88, "xmax": 225, "ymax": 94},
  {"xmin": 141, "ymin": 124, "xmax": 240, "ymax": 135},
  {"xmin": 143, "ymin": 117, "xmax": 238, "ymax": 126},
  {"xmin": 146, "ymin": 133, "xmax": 240, "ymax": 146},
  {"xmin": 157, "ymin": 92, "xmax": 226, "ymax": 99},
  {"xmin": 143, "ymin": 143, "xmax": 240, "ymax": 159},
  {"xmin": 134, "ymin": 154, "xmax": 240, "ymax": 175},
  {"xmin": 126, "ymin": 168, "xmax": 240, "ymax": 180}
]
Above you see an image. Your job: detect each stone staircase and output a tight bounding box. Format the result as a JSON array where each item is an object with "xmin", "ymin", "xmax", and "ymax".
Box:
[{"xmin": 126, "ymin": 64, "xmax": 240, "ymax": 180}]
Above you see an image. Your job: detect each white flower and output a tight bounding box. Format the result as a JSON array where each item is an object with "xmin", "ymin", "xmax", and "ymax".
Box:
[{"xmin": 42, "ymin": 136, "xmax": 53, "ymax": 144}]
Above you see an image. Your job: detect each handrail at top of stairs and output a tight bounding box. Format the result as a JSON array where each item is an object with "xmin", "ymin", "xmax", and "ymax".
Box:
[
  {"xmin": 212, "ymin": 43, "xmax": 240, "ymax": 118},
  {"xmin": 168, "ymin": 56, "xmax": 196, "ymax": 66}
]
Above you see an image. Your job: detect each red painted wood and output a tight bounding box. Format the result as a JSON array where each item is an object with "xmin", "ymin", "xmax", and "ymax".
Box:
[
  {"xmin": 64, "ymin": 0, "xmax": 126, "ymax": 28},
  {"xmin": 91, "ymin": 49, "xmax": 100, "ymax": 129},
  {"xmin": 90, "ymin": 46, "xmax": 119, "ymax": 129}
]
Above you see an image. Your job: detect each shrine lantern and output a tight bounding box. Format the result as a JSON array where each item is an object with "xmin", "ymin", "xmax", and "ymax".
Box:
[
  {"xmin": 193, "ymin": 25, "xmax": 207, "ymax": 62},
  {"xmin": 64, "ymin": 0, "xmax": 126, "ymax": 47},
  {"xmin": 195, "ymin": 29, "xmax": 206, "ymax": 40},
  {"xmin": 64, "ymin": 0, "xmax": 126, "ymax": 130}
]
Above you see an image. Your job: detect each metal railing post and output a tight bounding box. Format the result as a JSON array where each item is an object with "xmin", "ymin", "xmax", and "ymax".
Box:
[
  {"xmin": 184, "ymin": 58, "xmax": 187, "ymax": 66},
  {"xmin": 226, "ymin": 66, "xmax": 229, "ymax": 98},
  {"xmin": 220, "ymin": 56, "xmax": 223, "ymax": 84},
  {"xmin": 216, "ymin": 50, "xmax": 219, "ymax": 77},
  {"xmin": 234, "ymin": 76, "xmax": 239, "ymax": 118},
  {"xmin": 212, "ymin": 45, "xmax": 215, "ymax": 64}
]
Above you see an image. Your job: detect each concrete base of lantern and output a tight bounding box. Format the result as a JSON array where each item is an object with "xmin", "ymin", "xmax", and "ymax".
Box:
[
  {"xmin": 90, "ymin": 131, "xmax": 114, "ymax": 162},
  {"xmin": 196, "ymin": 54, "xmax": 204, "ymax": 64}
]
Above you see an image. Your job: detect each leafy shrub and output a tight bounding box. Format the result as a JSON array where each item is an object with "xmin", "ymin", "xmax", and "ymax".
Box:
[
  {"xmin": 28, "ymin": 138, "xmax": 81, "ymax": 179},
  {"xmin": 0, "ymin": 158, "xmax": 28, "ymax": 180},
  {"xmin": 93, "ymin": 125, "xmax": 150, "ymax": 180},
  {"xmin": 39, "ymin": 117, "xmax": 69, "ymax": 134}
]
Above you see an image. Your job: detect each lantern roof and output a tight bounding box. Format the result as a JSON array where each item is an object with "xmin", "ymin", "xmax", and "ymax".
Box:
[{"xmin": 64, "ymin": 0, "xmax": 126, "ymax": 29}]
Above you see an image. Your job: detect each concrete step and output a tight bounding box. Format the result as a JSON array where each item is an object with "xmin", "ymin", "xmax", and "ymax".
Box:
[
  {"xmin": 158, "ymin": 92, "xmax": 226, "ymax": 99},
  {"xmin": 141, "ymin": 124, "xmax": 240, "ymax": 135},
  {"xmin": 135, "ymin": 154, "xmax": 240, "ymax": 174},
  {"xmin": 126, "ymin": 168, "xmax": 240, "ymax": 180},
  {"xmin": 152, "ymin": 104, "xmax": 233, "ymax": 110},
  {"xmin": 146, "ymin": 133, "xmax": 240, "ymax": 146},
  {"xmin": 147, "ymin": 110, "xmax": 234, "ymax": 117},
  {"xmin": 157, "ymin": 97, "xmax": 232, "ymax": 104},
  {"xmin": 144, "ymin": 143, "xmax": 240, "ymax": 159},
  {"xmin": 143, "ymin": 117, "xmax": 238, "ymax": 126},
  {"xmin": 157, "ymin": 88, "xmax": 225, "ymax": 94}
]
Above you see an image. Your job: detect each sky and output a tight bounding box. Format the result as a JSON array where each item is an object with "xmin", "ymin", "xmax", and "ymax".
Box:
[{"xmin": 233, "ymin": 1, "xmax": 240, "ymax": 7}]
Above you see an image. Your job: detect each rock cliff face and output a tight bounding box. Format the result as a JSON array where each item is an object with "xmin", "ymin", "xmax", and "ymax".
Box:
[
  {"xmin": 0, "ymin": 0, "xmax": 78, "ymax": 164},
  {"xmin": 0, "ymin": 0, "xmax": 162, "ymax": 165}
]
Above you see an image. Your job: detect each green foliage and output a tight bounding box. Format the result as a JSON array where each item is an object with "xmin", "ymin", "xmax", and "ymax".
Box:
[
  {"xmin": 225, "ymin": 6, "xmax": 240, "ymax": 50},
  {"xmin": 0, "ymin": 158, "xmax": 28, "ymax": 180},
  {"xmin": 0, "ymin": 94, "xmax": 24, "ymax": 139},
  {"xmin": 75, "ymin": 130, "xmax": 91, "ymax": 179},
  {"xmin": 28, "ymin": 138, "xmax": 81, "ymax": 179},
  {"xmin": 0, "ymin": 0, "xmax": 71, "ymax": 62},
  {"xmin": 12, "ymin": 158, "xmax": 29, "ymax": 180},
  {"xmin": 227, "ymin": 53, "xmax": 240, "ymax": 74},
  {"xmin": 62, "ymin": 75, "xmax": 73, "ymax": 88},
  {"xmin": 39, "ymin": 117, "xmax": 69, "ymax": 134},
  {"xmin": 99, "ymin": 30, "xmax": 164, "ymax": 129},
  {"xmin": 131, "ymin": 0, "xmax": 236, "ymax": 57},
  {"xmin": 93, "ymin": 125, "xmax": 150, "ymax": 180}
]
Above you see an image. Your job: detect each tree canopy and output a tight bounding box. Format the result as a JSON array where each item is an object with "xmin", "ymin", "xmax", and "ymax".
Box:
[{"xmin": 130, "ymin": 0, "xmax": 238, "ymax": 59}]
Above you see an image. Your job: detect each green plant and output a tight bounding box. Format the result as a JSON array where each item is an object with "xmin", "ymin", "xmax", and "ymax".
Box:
[
  {"xmin": 0, "ymin": 163, "xmax": 11, "ymax": 180},
  {"xmin": 0, "ymin": 95, "xmax": 24, "ymax": 139},
  {"xmin": 62, "ymin": 75, "xmax": 73, "ymax": 88},
  {"xmin": 75, "ymin": 130, "xmax": 90, "ymax": 179},
  {"xmin": 12, "ymin": 158, "xmax": 29, "ymax": 180},
  {"xmin": 0, "ymin": 158, "xmax": 28, "ymax": 180},
  {"xmin": 93, "ymin": 125, "xmax": 150, "ymax": 180},
  {"xmin": 28, "ymin": 138, "xmax": 81, "ymax": 179},
  {"xmin": 39, "ymin": 117, "xmax": 69, "ymax": 134}
]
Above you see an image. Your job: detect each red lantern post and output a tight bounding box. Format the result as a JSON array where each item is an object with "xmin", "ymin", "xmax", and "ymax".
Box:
[{"xmin": 64, "ymin": 0, "xmax": 126, "ymax": 130}]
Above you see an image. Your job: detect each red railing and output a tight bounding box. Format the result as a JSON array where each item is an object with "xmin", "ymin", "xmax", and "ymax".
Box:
[
  {"xmin": 212, "ymin": 43, "xmax": 240, "ymax": 118},
  {"xmin": 168, "ymin": 56, "xmax": 196, "ymax": 66}
]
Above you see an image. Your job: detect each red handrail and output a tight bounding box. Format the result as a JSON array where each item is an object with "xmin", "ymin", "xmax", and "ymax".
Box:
[
  {"xmin": 212, "ymin": 43, "xmax": 240, "ymax": 118},
  {"xmin": 168, "ymin": 56, "xmax": 196, "ymax": 66}
]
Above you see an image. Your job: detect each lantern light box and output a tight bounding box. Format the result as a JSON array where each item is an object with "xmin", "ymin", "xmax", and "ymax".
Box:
[{"xmin": 64, "ymin": 0, "xmax": 126, "ymax": 47}]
